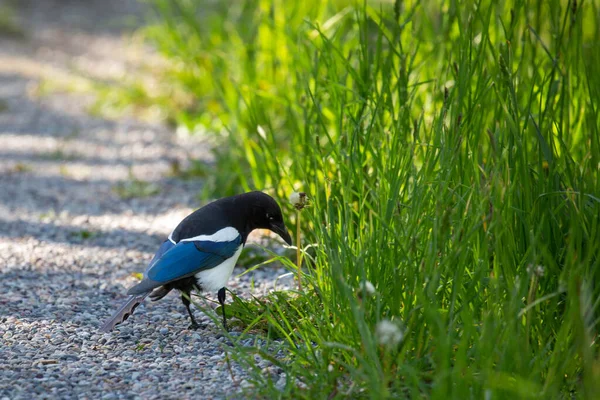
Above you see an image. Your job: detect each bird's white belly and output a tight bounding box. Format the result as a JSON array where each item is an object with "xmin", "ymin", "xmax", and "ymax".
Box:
[{"xmin": 195, "ymin": 246, "xmax": 243, "ymax": 292}]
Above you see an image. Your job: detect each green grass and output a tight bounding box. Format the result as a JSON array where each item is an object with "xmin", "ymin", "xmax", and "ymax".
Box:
[
  {"xmin": 113, "ymin": 169, "xmax": 161, "ymax": 199},
  {"xmin": 0, "ymin": 2, "xmax": 25, "ymax": 38},
  {"xmin": 69, "ymin": 229, "xmax": 99, "ymax": 241},
  {"xmin": 130, "ymin": 0, "xmax": 600, "ymax": 397}
]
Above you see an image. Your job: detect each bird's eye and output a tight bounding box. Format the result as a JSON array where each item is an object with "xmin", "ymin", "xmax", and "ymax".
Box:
[{"xmin": 267, "ymin": 214, "xmax": 274, "ymax": 221}]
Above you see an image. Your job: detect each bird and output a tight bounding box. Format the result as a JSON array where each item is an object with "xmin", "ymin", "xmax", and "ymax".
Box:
[{"xmin": 100, "ymin": 191, "xmax": 292, "ymax": 332}]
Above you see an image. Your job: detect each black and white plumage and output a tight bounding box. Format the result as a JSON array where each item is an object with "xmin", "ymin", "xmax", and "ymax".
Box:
[{"xmin": 100, "ymin": 191, "xmax": 292, "ymax": 332}]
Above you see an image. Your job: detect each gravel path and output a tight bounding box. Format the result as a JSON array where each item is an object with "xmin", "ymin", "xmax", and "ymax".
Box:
[{"xmin": 0, "ymin": 1, "xmax": 289, "ymax": 398}]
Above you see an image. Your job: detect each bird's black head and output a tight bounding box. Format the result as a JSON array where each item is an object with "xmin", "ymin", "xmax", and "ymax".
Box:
[{"xmin": 237, "ymin": 191, "xmax": 292, "ymax": 245}]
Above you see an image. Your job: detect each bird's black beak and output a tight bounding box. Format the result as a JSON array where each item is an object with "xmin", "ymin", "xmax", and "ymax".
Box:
[{"xmin": 270, "ymin": 221, "xmax": 292, "ymax": 245}]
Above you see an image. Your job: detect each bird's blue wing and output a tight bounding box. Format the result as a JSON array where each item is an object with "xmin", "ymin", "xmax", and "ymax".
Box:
[
  {"xmin": 146, "ymin": 239, "xmax": 176, "ymax": 272},
  {"xmin": 127, "ymin": 235, "xmax": 242, "ymax": 295},
  {"xmin": 147, "ymin": 238, "xmax": 241, "ymax": 282}
]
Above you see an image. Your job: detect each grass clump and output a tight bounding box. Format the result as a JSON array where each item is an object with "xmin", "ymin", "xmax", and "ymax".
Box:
[
  {"xmin": 113, "ymin": 169, "xmax": 161, "ymax": 199},
  {"xmin": 0, "ymin": 3, "xmax": 25, "ymax": 38},
  {"xmin": 137, "ymin": 0, "xmax": 600, "ymax": 397}
]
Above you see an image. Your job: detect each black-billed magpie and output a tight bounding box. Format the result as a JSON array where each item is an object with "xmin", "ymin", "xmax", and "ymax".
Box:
[{"xmin": 100, "ymin": 191, "xmax": 292, "ymax": 332}]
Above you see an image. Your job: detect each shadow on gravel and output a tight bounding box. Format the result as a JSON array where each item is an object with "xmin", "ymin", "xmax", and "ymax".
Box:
[
  {"xmin": 0, "ymin": 173, "xmax": 135, "ymax": 216},
  {"xmin": 0, "ymin": 217, "xmax": 164, "ymax": 250},
  {"xmin": 0, "ymin": 150, "xmax": 171, "ymax": 167},
  {"xmin": 0, "ymin": 270, "xmax": 139, "ymax": 321},
  {"xmin": 0, "ymin": 170, "xmax": 200, "ymax": 217},
  {"xmin": 7, "ymin": 0, "xmax": 145, "ymax": 37},
  {"xmin": 0, "ymin": 71, "xmax": 119, "ymax": 139},
  {"xmin": 0, "ymin": 72, "xmax": 168, "ymax": 143},
  {"xmin": 0, "ymin": 267, "xmax": 181, "ymax": 329}
]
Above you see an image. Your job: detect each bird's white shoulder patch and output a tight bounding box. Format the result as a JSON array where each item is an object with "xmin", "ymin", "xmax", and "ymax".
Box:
[{"xmin": 180, "ymin": 227, "xmax": 240, "ymax": 243}]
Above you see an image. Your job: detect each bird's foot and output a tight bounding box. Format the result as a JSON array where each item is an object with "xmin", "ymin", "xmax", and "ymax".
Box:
[{"xmin": 187, "ymin": 323, "xmax": 204, "ymax": 330}]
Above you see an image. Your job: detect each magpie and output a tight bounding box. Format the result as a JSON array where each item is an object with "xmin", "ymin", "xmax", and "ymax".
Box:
[{"xmin": 100, "ymin": 191, "xmax": 292, "ymax": 332}]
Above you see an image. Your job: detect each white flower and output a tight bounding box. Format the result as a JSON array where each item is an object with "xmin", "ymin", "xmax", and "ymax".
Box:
[
  {"xmin": 527, "ymin": 264, "xmax": 545, "ymax": 278},
  {"xmin": 289, "ymin": 192, "xmax": 307, "ymax": 209},
  {"xmin": 358, "ymin": 280, "xmax": 376, "ymax": 297},
  {"xmin": 375, "ymin": 319, "xmax": 404, "ymax": 348},
  {"xmin": 535, "ymin": 265, "xmax": 545, "ymax": 277},
  {"xmin": 289, "ymin": 192, "xmax": 301, "ymax": 205},
  {"xmin": 327, "ymin": 364, "xmax": 334, "ymax": 372}
]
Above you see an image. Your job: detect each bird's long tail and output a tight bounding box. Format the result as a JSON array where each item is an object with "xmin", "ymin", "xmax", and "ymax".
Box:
[{"xmin": 99, "ymin": 292, "xmax": 150, "ymax": 333}]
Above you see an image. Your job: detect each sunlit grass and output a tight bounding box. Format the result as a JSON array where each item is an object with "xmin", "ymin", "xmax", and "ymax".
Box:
[{"xmin": 123, "ymin": 0, "xmax": 600, "ymax": 397}]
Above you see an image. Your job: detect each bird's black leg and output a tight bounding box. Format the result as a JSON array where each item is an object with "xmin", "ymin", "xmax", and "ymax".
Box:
[
  {"xmin": 218, "ymin": 287, "xmax": 227, "ymax": 330},
  {"xmin": 181, "ymin": 293, "xmax": 200, "ymax": 330}
]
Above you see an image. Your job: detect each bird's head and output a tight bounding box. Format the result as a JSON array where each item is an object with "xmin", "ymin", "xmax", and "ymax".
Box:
[{"xmin": 241, "ymin": 191, "xmax": 292, "ymax": 245}]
